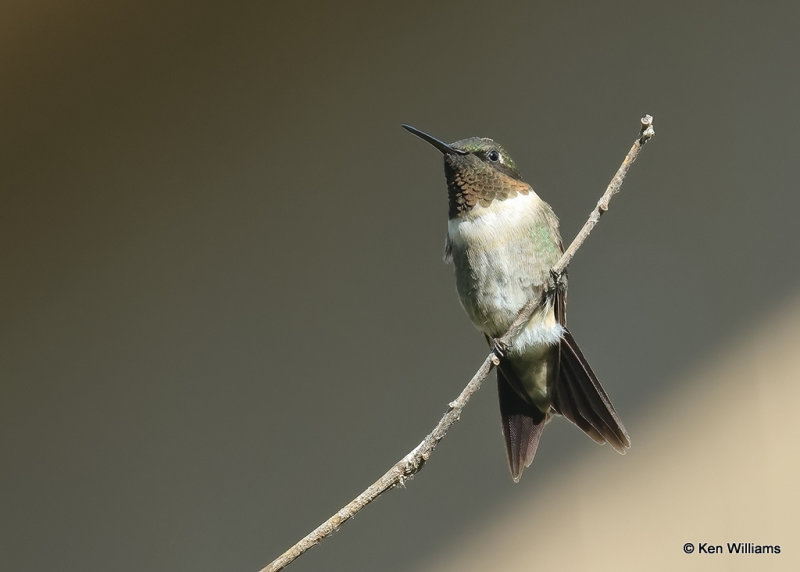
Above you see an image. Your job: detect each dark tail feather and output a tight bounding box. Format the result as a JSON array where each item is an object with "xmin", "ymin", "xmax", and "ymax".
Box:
[
  {"xmin": 552, "ymin": 329, "xmax": 631, "ymax": 453},
  {"xmin": 497, "ymin": 367, "xmax": 547, "ymax": 482}
]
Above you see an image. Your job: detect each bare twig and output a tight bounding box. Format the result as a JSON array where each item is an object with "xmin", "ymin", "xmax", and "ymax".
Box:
[
  {"xmin": 499, "ymin": 114, "xmax": 655, "ymax": 346},
  {"xmin": 260, "ymin": 356, "xmax": 495, "ymax": 572},
  {"xmin": 260, "ymin": 115, "xmax": 655, "ymax": 572}
]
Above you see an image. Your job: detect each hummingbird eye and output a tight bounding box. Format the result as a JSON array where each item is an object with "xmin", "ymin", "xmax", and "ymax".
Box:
[{"xmin": 487, "ymin": 150, "xmax": 501, "ymax": 162}]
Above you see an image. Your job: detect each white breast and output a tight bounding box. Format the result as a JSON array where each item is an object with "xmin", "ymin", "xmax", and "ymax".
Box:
[{"xmin": 446, "ymin": 192, "xmax": 564, "ymax": 353}]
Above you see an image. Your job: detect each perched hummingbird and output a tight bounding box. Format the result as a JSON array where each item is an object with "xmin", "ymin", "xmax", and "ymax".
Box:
[{"xmin": 403, "ymin": 124, "xmax": 630, "ymax": 482}]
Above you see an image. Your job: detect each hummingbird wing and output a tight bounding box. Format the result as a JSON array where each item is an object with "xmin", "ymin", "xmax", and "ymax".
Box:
[
  {"xmin": 551, "ymin": 286, "xmax": 630, "ymax": 452},
  {"xmin": 497, "ymin": 366, "xmax": 547, "ymax": 483}
]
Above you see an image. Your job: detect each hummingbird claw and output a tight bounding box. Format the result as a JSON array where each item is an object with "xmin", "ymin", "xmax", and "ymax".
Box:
[
  {"xmin": 492, "ymin": 338, "xmax": 510, "ymax": 360},
  {"xmin": 549, "ymin": 269, "xmax": 565, "ymax": 290}
]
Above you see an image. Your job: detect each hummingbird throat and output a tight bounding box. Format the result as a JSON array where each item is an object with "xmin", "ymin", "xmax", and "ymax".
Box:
[{"xmin": 445, "ymin": 162, "xmax": 532, "ymax": 219}]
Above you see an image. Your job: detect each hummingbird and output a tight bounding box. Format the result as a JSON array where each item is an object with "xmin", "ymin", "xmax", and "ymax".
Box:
[{"xmin": 403, "ymin": 124, "xmax": 630, "ymax": 482}]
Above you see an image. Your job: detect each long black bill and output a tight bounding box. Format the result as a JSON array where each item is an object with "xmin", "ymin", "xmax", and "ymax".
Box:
[{"xmin": 402, "ymin": 124, "xmax": 468, "ymax": 155}]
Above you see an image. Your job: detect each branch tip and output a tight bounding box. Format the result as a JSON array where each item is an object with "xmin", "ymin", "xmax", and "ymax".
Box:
[{"xmin": 639, "ymin": 114, "xmax": 655, "ymax": 142}]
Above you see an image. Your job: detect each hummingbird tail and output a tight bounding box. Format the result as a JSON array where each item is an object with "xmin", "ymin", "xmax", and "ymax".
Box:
[
  {"xmin": 497, "ymin": 368, "xmax": 547, "ymax": 482},
  {"xmin": 552, "ymin": 329, "xmax": 631, "ymax": 453}
]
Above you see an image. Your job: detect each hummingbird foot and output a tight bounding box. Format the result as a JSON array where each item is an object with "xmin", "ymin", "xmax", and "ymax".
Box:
[
  {"xmin": 491, "ymin": 338, "xmax": 510, "ymax": 360},
  {"xmin": 549, "ymin": 268, "xmax": 566, "ymax": 291}
]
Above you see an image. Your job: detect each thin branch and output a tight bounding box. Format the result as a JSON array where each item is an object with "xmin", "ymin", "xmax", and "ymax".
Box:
[
  {"xmin": 260, "ymin": 115, "xmax": 655, "ymax": 572},
  {"xmin": 499, "ymin": 114, "xmax": 655, "ymax": 346},
  {"xmin": 260, "ymin": 355, "xmax": 496, "ymax": 572}
]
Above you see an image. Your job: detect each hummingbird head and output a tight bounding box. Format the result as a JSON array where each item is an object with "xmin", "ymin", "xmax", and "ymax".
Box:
[{"xmin": 402, "ymin": 125, "xmax": 532, "ymax": 218}]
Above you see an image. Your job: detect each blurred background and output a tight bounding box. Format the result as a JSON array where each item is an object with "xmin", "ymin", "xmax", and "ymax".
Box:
[{"xmin": 2, "ymin": 1, "xmax": 799, "ymax": 571}]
